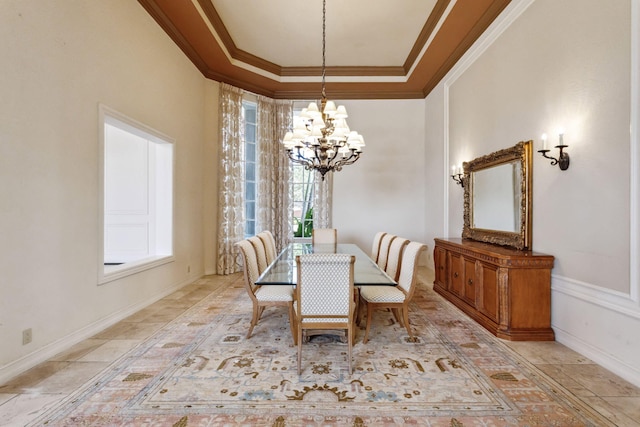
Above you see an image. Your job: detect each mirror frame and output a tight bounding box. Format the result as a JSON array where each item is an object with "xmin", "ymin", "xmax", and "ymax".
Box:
[{"xmin": 462, "ymin": 140, "xmax": 532, "ymax": 250}]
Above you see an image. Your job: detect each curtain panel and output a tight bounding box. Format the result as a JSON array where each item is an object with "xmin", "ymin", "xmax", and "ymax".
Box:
[
  {"xmin": 257, "ymin": 97, "xmax": 293, "ymax": 253},
  {"xmin": 216, "ymin": 83, "xmax": 245, "ymax": 275}
]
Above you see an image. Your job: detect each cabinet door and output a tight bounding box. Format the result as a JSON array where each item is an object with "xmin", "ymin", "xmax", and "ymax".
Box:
[
  {"xmin": 434, "ymin": 247, "xmax": 447, "ymax": 288},
  {"xmin": 477, "ymin": 263, "xmax": 499, "ymax": 322},
  {"xmin": 463, "ymin": 258, "xmax": 476, "ymax": 305},
  {"xmin": 448, "ymin": 252, "xmax": 464, "ymax": 297}
]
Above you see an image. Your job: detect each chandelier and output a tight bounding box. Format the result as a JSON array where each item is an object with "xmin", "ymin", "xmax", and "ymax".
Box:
[{"xmin": 281, "ymin": 0, "xmax": 365, "ymax": 180}]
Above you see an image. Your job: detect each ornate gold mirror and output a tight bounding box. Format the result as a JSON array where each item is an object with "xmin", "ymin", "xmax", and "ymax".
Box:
[{"xmin": 462, "ymin": 140, "xmax": 532, "ymax": 250}]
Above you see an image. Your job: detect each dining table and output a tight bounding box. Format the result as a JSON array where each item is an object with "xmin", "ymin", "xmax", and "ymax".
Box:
[
  {"xmin": 255, "ymin": 242, "xmax": 397, "ymax": 286},
  {"xmin": 255, "ymin": 242, "xmax": 396, "ymax": 342}
]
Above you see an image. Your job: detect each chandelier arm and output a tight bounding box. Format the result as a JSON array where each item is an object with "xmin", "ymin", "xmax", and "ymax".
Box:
[
  {"xmin": 287, "ymin": 149, "xmax": 316, "ymax": 167},
  {"xmin": 333, "ymin": 151, "xmax": 361, "ymax": 169}
]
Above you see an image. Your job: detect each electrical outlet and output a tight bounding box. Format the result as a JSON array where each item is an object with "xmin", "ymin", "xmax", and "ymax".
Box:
[{"xmin": 22, "ymin": 328, "xmax": 32, "ymax": 345}]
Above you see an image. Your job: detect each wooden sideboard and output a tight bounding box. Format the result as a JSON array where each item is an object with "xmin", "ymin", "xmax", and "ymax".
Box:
[{"xmin": 433, "ymin": 238, "xmax": 555, "ymax": 341}]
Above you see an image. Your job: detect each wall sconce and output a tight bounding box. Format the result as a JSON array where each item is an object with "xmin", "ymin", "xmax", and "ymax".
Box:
[
  {"xmin": 451, "ymin": 165, "xmax": 464, "ymax": 187},
  {"xmin": 538, "ymin": 132, "xmax": 570, "ymax": 170}
]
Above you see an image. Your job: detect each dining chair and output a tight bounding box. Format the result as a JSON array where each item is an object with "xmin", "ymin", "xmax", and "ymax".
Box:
[
  {"xmin": 248, "ymin": 235, "xmax": 268, "ymax": 274},
  {"xmin": 370, "ymin": 232, "xmax": 387, "ymax": 264},
  {"xmin": 360, "ymin": 241, "xmax": 426, "ymax": 344},
  {"xmin": 235, "ymin": 239, "xmax": 297, "ymax": 344},
  {"xmin": 376, "ymin": 233, "xmax": 397, "ymax": 271},
  {"xmin": 257, "ymin": 230, "xmax": 277, "ymax": 264},
  {"xmin": 295, "ymin": 253, "xmax": 355, "ymax": 375},
  {"xmin": 385, "ymin": 237, "xmax": 409, "ymax": 282},
  {"xmin": 311, "ymin": 228, "xmax": 337, "ymax": 245}
]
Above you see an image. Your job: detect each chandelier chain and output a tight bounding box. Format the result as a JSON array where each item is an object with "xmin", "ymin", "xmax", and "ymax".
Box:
[
  {"xmin": 321, "ymin": 0, "xmax": 326, "ymax": 98},
  {"xmin": 280, "ymin": 0, "xmax": 364, "ymax": 180}
]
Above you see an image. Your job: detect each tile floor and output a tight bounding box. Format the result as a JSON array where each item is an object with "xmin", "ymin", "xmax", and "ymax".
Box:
[{"xmin": 1, "ymin": 270, "xmax": 639, "ymax": 426}]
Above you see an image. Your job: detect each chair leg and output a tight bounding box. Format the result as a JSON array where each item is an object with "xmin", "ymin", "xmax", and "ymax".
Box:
[
  {"xmin": 297, "ymin": 326, "xmax": 303, "ymax": 375},
  {"xmin": 247, "ymin": 303, "xmax": 260, "ymax": 338},
  {"xmin": 363, "ymin": 303, "xmax": 374, "ymax": 344},
  {"xmin": 288, "ymin": 303, "xmax": 297, "ymax": 345},
  {"xmin": 347, "ymin": 325, "xmax": 353, "ymax": 375},
  {"xmin": 392, "ymin": 308, "xmax": 404, "ymax": 327},
  {"xmin": 402, "ymin": 306, "xmax": 414, "ymax": 341}
]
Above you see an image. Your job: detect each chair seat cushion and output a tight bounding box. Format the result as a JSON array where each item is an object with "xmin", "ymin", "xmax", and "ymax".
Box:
[
  {"xmin": 360, "ymin": 285, "xmax": 406, "ymax": 303},
  {"xmin": 255, "ymin": 285, "xmax": 294, "ymax": 302},
  {"xmin": 301, "ymin": 318, "xmax": 348, "ymax": 324}
]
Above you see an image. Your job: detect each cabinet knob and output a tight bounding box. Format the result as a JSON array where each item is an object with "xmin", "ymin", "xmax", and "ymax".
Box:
[
  {"xmin": 468, "ymin": 279, "xmax": 473, "ymax": 285},
  {"xmin": 453, "ymin": 272, "xmax": 459, "ymax": 278}
]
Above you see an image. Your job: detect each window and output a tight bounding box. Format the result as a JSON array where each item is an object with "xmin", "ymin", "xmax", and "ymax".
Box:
[
  {"xmin": 290, "ymin": 105, "xmax": 315, "ymax": 239},
  {"xmin": 290, "ymin": 165, "xmax": 314, "ymax": 238},
  {"xmin": 243, "ymin": 100, "xmax": 257, "ymax": 238},
  {"xmin": 99, "ymin": 105, "xmax": 174, "ymax": 284},
  {"xmin": 238, "ymin": 100, "xmax": 315, "ymax": 240}
]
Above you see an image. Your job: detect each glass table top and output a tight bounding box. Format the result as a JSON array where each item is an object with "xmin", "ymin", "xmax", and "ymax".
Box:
[{"xmin": 255, "ymin": 243, "xmax": 397, "ymax": 286}]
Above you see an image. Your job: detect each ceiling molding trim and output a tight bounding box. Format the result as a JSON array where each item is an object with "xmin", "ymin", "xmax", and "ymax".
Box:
[
  {"xmin": 138, "ymin": 0, "xmax": 210, "ymax": 75},
  {"xmin": 403, "ymin": 0, "xmax": 453, "ymax": 73},
  {"xmin": 444, "ymin": 0, "xmax": 532, "ymax": 87},
  {"xmin": 281, "ymin": 66, "xmax": 407, "ymax": 78},
  {"xmin": 196, "ymin": 0, "xmax": 284, "ymax": 76},
  {"xmin": 405, "ymin": 0, "xmax": 457, "ymax": 79},
  {"xmin": 421, "ymin": 0, "xmax": 513, "ymax": 97}
]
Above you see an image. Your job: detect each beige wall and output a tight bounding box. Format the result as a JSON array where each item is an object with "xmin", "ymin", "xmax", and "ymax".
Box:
[
  {"xmin": 0, "ymin": 0, "xmax": 208, "ymax": 378},
  {"xmin": 425, "ymin": 0, "xmax": 639, "ymax": 386},
  {"xmin": 332, "ymin": 99, "xmax": 429, "ymax": 254}
]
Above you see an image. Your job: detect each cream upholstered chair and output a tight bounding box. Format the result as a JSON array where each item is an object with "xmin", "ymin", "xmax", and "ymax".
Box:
[
  {"xmin": 248, "ymin": 235, "xmax": 268, "ymax": 275},
  {"xmin": 295, "ymin": 253, "xmax": 355, "ymax": 375},
  {"xmin": 311, "ymin": 228, "xmax": 337, "ymax": 245},
  {"xmin": 385, "ymin": 237, "xmax": 409, "ymax": 282},
  {"xmin": 236, "ymin": 240, "xmax": 296, "ymax": 344},
  {"xmin": 257, "ymin": 231, "xmax": 277, "ymax": 265},
  {"xmin": 370, "ymin": 232, "xmax": 387, "ymax": 264},
  {"xmin": 360, "ymin": 241, "xmax": 426, "ymax": 343},
  {"xmin": 376, "ymin": 234, "xmax": 397, "ymax": 271}
]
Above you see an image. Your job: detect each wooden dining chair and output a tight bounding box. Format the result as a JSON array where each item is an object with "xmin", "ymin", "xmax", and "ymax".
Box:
[
  {"xmin": 311, "ymin": 228, "xmax": 337, "ymax": 245},
  {"xmin": 295, "ymin": 253, "xmax": 355, "ymax": 375},
  {"xmin": 370, "ymin": 232, "xmax": 387, "ymax": 264},
  {"xmin": 385, "ymin": 237, "xmax": 409, "ymax": 282},
  {"xmin": 236, "ymin": 239, "xmax": 297, "ymax": 344},
  {"xmin": 376, "ymin": 233, "xmax": 397, "ymax": 271},
  {"xmin": 248, "ymin": 235, "xmax": 268, "ymax": 274},
  {"xmin": 360, "ymin": 241, "xmax": 426, "ymax": 343},
  {"xmin": 257, "ymin": 230, "xmax": 278, "ymax": 264}
]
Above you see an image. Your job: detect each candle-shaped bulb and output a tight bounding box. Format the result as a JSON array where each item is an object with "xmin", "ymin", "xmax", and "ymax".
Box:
[
  {"xmin": 451, "ymin": 165, "xmax": 456, "ymax": 175},
  {"xmin": 541, "ymin": 133, "xmax": 548, "ymax": 150},
  {"xmin": 559, "ymin": 133, "xmax": 564, "ymax": 146}
]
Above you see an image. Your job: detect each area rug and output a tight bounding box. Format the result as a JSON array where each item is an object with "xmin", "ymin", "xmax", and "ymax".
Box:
[{"xmin": 31, "ymin": 274, "xmax": 612, "ymax": 426}]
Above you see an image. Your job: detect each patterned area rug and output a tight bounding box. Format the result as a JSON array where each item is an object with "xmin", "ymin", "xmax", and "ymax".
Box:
[{"xmin": 31, "ymin": 275, "xmax": 611, "ymax": 426}]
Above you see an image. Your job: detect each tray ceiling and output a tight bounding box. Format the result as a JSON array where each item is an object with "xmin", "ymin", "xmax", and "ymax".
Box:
[{"xmin": 138, "ymin": 0, "xmax": 511, "ymax": 99}]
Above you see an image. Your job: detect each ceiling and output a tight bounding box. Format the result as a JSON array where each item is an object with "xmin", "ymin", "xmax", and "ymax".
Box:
[{"xmin": 138, "ymin": 0, "xmax": 511, "ymax": 100}]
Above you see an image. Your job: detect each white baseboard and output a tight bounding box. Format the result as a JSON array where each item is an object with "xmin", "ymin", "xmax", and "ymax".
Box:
[
  {"xmin": 551, "ymin": 274, "xmax": 640, "ymax": 388},
  {"xmin": 0, "ymin": 275, "xmax": 198, "ymax": 386}
]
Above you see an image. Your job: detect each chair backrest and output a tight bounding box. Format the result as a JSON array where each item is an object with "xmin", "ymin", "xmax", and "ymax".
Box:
[
  {"xmin": 376, "ymin": 234, "xmax": 397, "ymax": 270},
  {"xmin": 385, "ymin": 237, "xmax": 410, "ymax": 282},
  {"xmin": 235, "ymin": 239, "xmax": 260, "ymax": 295},
  {"xmin": 371, "ymin": 232, "xmax": 387, "ymax": 264},
  {"xmin": 248, "ymin": 236, "xmax": 268, "ymax": 274},
  {"xmin": 312, "ymin": 228, "xmax": 337, "ymax": 245},
  {"xmin": 296, "ymin": 254, "xmax": 354, "ymax": 318},
  {"xmin": 257, "ymin": 231, "xmax": 277, "ymax": 264},
  {"xmin": 397, "ymin": 241, "xmax": 427, "ymax": 299}
]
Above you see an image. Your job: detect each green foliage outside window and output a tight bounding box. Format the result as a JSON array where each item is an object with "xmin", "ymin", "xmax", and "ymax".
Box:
[{"xmin": 293, "ymin": 207, "xmax": 313, "ymax": 237}]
